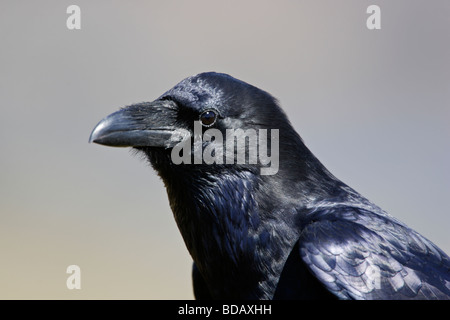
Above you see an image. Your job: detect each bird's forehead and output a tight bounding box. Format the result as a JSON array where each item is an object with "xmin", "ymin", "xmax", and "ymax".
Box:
[{"xmin": 159, "ymin": 76, "xmax": 225, "ymax": 112}]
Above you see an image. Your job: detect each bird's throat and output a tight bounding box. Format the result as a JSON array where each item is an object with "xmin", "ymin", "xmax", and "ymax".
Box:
[{"xmin": 163, "ymin": 168, "xmax": 299, "ymax": 299}]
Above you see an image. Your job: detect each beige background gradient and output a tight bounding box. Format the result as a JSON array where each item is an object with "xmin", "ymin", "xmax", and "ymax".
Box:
[{"xmin": 0, "ymin": 1, "xmax": 449, "ymax": 299}]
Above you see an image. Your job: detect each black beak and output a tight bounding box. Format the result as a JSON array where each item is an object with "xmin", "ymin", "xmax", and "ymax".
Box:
[{"xmin": 89, "ymin": 100, "xmax": 188, "ymax": 148}]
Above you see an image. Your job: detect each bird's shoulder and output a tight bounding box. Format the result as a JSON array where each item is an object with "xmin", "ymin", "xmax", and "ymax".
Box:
[{"xmin": 297, "ymin": 205, "xmax": 450, "ymax": 299}]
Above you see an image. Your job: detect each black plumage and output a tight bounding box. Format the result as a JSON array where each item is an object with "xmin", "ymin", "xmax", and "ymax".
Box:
[{"xmin": 89, "ymin": 72, "xmax": 450, "ymax": 299}]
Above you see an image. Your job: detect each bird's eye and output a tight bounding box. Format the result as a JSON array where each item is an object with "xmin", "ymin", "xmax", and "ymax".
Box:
[{"xmin": 199, "ymin": 110, "xmax": 217, "ymax": 127}]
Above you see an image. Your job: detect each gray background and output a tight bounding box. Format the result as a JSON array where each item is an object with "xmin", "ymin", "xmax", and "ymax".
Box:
[{"xmin": 1, "ymin": 1, "xmax": 449, "ymax": 299}]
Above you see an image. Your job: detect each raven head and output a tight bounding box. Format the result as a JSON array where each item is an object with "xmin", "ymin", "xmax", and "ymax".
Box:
[
  {"xmin": 89, "ymin": 72, "xmax": 339, "ymax": 299},
  {"xmin": 89, "ymin": 72, "xmax": 299, "ymax": 178}
]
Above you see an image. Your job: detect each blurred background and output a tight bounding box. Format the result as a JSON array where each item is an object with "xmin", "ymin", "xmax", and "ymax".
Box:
[{"xmin": 0, "ymin": 1, "xmax": 449, "ymax": 299}]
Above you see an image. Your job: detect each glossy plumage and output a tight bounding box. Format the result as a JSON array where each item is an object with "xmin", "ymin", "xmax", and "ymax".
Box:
[{"xmin": 90, "ymin": 72, "xmax": 450, "ymax": 299}]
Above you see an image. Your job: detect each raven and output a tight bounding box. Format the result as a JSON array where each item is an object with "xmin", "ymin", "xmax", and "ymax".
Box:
[{"xmin": 89, "ymin": 72, "xmax": 450, "ymax": 299}]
